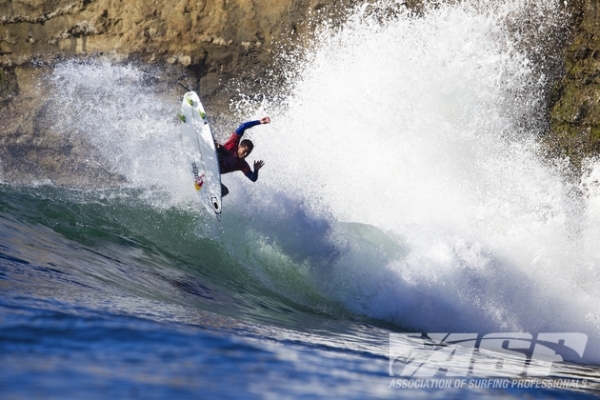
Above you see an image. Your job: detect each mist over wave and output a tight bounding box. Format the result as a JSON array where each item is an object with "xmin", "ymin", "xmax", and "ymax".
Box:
[
  {"xmin": 251, "ymin": 0, "xmax": 600, "ymax": 362},
  {"xmin": 31, "ymin": 0, "xmax": 600, "ymax": 365}
]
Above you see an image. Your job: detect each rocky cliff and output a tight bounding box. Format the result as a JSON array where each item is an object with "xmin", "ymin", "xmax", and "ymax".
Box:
[
  {"xmin": 0, "ymin": 0, "xmax": 359, "ymax": 108},
  {"xmin": 548, "ymin": 0, "xmax": 600, "ymax": 172},
  {"xmin": 0, "ymin": 0, "xmax": 362, "ymax": 185},
  {"xmin": 0, "ymin": 0, "xmax": 596, "ymax": 185}
]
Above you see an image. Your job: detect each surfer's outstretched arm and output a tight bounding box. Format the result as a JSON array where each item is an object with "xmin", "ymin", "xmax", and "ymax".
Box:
[{"xmin": 234, "ymin": 117, "xmax": 271, "ymax": 136}]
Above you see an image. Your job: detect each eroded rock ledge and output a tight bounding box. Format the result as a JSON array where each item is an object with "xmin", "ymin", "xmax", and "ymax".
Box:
[
  {"xmin": 0, "ymin": 0, "xmax": 358, "ymax": 106},
  {"xmin": 0, "ymin": 0, "xmax": 361, "ymax": 186},
  {"xmin": 0, "ymin": 0, "xmax": 597, "ymax": 186}
]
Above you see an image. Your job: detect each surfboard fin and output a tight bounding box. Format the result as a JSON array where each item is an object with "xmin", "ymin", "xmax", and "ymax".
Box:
[
  {"xmin": 199, "ymin": 110, "xmax": 206, "ymax": 119},
  {"xmin": 177, "ymin": 113, "xmax": 186, "ymax": 123}
]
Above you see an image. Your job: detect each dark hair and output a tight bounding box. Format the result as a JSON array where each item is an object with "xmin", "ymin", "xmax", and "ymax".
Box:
[{"xmin": 240, "ymin": 139, "xmax": 254, "ymax": 153}]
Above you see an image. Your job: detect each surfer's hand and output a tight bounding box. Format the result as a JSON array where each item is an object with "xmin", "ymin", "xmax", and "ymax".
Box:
[
  {"xmin": 260, "ymin": 117, "xmax": 271, "ymax": 125},
  {"xmin": 254, "ymin": 160, "xmax": 265, "ymax": 171}
]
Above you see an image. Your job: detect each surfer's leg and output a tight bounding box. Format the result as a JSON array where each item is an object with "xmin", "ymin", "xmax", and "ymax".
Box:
[{"xmin": 221, "ymin": 183, "xmax": 229, "ymax": 197}]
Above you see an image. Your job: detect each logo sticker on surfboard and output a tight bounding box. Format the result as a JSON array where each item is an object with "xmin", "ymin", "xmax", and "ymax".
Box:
[
  {"xmin": 191, "ymin": 162, "xmax": 204, "ymax": 190},
  {"xmin": 194, "ymin": 174, "xmax": 205, "ymax": 190}
]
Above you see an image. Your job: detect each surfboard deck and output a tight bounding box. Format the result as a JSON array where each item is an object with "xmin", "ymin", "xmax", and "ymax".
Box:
[{"xmin": 179, "ymin": 91, "xmax": 222, "ymax": 220}]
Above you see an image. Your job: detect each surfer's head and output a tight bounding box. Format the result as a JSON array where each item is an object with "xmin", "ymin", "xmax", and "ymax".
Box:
[{"xmin": 238, "ymin": 139, "xmax": 254, "ymax": 158}]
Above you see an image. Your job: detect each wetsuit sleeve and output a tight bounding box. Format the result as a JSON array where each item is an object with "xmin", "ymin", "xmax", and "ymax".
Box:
[
  {"xmin": 234, "ymin": 120, "xmax": 261, "ymax": 136},
  {"xmin": 238, "ymin": 161, "xmax": 258, "ymax": 182},
  {"xmin": 245, "ymin": 169, "xmax": 259, "ymax": 182}
]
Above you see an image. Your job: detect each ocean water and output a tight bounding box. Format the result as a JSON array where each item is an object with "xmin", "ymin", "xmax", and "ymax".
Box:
[{"xmin": 3, "ymin": 0, "xmax": 600, "ymax": 398}]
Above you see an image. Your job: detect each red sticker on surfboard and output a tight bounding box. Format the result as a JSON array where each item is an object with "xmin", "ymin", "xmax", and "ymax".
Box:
[{"xmin": 194, "ymin": 174, "xmax": 205, "ymax": 190}]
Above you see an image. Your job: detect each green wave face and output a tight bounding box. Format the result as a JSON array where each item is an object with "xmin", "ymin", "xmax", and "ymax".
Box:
[{"xmin": 0, "ymin": 184, "xmax": 361, "ymax": 331}]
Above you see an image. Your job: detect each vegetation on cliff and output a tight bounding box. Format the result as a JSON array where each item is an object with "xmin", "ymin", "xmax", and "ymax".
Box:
[{"xmin": 548, "ymin": 0, "xmax": 600, "ymax": 172}]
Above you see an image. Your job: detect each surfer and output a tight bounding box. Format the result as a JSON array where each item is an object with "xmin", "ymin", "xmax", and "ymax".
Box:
[{"xmin": 216, "ymin": 116, "xmax": 271, "ymax": 196}]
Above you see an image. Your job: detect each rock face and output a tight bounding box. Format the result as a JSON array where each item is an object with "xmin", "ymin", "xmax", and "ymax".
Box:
[
  {"xmin": 1, "ymin": 0, "xmax": 355, "ymax": 107},
  {"xmin": 0, "ymin": 0, "xmax": 358, "ymax": 186},
  {"xmin": 548, "ymin": 0, "xmax": 600, "ymax": 171},
  {"xmin": 0, "ymin": 0, "xmax": 598, "ymax": 185}
]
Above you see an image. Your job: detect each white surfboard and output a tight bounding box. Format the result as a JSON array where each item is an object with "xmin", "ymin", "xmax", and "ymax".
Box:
[{"xmin": 179, "ymin": 91, "xmax": 222, "ymax": 220}]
